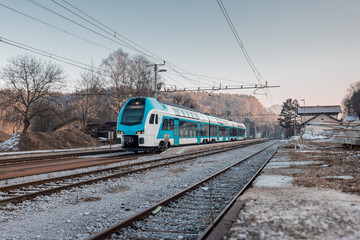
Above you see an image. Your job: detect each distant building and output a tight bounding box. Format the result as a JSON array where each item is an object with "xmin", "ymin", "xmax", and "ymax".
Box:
[{"xmin": 297, "ymin": 105, "xmax": 342, "ymax": 135}]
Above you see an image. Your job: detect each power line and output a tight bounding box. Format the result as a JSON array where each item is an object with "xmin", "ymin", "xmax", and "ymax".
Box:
[
  {"xmin": 217, "ymin": 0, "xmax": 264, "ymax": 85},
  {"xmin": 33, "ymin": 0, "xmax": 246, "ymax": 88},
  {"xmin": 60, "ymin": 0, "xmax": 165, "ymax": 64},
  {"xmin": 0, "ymin": 3, "xmax": 115, "ymax": 52},
  {"xmin": 25, "ymin": 0, "xmax": 205, "ymax": 88},
  {"xmin": 0, "ymin": 36, "xmax": 114, "ymax": 79},
  {"xmin": 171, "ymin": 71, "xmax": 255, "ymax": 85},
  {"xmin": 2, "ymin": 1, "xmax": 271, "ymax": 91},
  {"xmin": 217, "ymin": 0, "xmax": 275, "ymax": 106},
  {"xmin": 26, "ymin": 0, "xmax": 147, "ymax": 55}
]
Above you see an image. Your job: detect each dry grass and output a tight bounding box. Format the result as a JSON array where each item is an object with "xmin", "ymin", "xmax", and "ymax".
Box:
[{"xmin": 286, "ymin": 142, "xmax": 360, "ymax": 195}]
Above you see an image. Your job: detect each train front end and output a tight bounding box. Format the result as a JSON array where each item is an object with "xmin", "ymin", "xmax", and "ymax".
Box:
[
  {"xmin": 116, "ymin": 97, "xmax": 147, "ymax": 152},
  {"xmin": 117, "ymin": 97, "xmax": 161, "ymax": 152}
]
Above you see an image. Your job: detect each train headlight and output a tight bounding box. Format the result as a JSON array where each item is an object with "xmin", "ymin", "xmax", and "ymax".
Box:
[
  {"xmin": 118, "ymin": 131, "xmax": 124, "ymax": 134},
  {"xmin": 136, "ymin": 130, "xmax": 144, "ymax": 134}
]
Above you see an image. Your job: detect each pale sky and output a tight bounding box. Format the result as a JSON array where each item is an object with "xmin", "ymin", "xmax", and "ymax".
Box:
[{"xmin": 1, "ymin": 0, "xmax": 359, "ymax": 108}]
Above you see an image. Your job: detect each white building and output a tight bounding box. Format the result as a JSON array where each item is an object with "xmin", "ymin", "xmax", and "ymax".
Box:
[{"xmin": 298, "ymin": 105, "xmax": 342, "ymax": 135}]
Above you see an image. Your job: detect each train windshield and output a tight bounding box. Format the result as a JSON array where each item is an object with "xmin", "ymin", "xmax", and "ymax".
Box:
[{"xmin": 120, "ymin": 98, "xmax": 145, "ymax": 126}]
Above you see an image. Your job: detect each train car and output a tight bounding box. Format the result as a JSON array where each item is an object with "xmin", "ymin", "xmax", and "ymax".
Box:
[{"xmin": 116, "ymin": 97, "xmax": 246, "ymax": 152}]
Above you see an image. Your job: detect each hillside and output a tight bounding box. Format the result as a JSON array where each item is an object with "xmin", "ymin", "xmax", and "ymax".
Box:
[{"xmin": 165, "ymin": 92, "xmax": 278, "ymax": 125}]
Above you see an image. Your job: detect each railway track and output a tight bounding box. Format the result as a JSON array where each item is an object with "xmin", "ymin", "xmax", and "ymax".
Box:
[
  {"xmin": 0, "ymin": 140, "xmax": 264, "ymax": 207},
  {"xmin": 0, "ymin": 152, "xmax": 152, "ymax": 180},
  {"xmin": 0, "ymin": 147, "xmax": 124, "ymax": 166},
  {"xmin": 87, "ymin": 141, "xmax": 279, "ymax": 240}
]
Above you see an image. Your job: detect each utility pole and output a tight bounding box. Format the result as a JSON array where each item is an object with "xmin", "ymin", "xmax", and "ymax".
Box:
[{"xmin": 148, "ymin": 61, "xmax": 166, "ymax": 99}]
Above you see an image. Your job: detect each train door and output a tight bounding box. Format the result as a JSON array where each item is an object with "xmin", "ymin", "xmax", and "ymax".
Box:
[
  {"xmin": 217, "ymin": 125, "xmax": 219, "ymax": 142},
  {"xmin": 227, "ymin": 127, "xmax": 230, "ymax": 141},
  {"xmin": 174, "ymin": 119, "xmax": 179, "ymax": 146},
  {"xmin": 197, "ymin": 122, "xmax": 201, "ymax": 144}
]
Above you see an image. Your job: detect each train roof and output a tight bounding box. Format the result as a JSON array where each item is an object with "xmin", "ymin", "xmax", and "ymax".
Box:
[
  {"xmin": 158, "ymin": 98, "xmax": 244, "ymax": 127},
  {"xmin": 158, "ymin": 99, "xmax": 201, "ymax": 113}
]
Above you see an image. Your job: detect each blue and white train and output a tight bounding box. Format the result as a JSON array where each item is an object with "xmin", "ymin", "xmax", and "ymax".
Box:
[{"xmin": 116, "ymin": 97, "xmax": 246, "ymax": 152}]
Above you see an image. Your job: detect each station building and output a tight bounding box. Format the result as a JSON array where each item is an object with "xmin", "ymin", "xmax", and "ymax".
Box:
[{"xmin": 297, "ymin": 105, "xmax": 342, "ymax": 135}]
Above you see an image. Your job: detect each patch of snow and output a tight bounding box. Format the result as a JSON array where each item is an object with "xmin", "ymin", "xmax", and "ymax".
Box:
[
  {"xmin": 253, "ymin": 174, "xmax": 293, "ymax": 187},
  {"xmin": 302, "ymin": 133, "xmax": 328, "ymax": 140},
  {"xmin": 266, "ymin": 160, "xmax": 322, "ymax": 169},
  {"xmin": 324, "ymin": 176, "xmax": 354, "ymax": 180},
  {"xmin": 290, "ymin": 136, "xmax": 300, "ymax": 141},
  {"xmin": 0, "ymin": 133, "xmax": 20, "ymax": 151}
]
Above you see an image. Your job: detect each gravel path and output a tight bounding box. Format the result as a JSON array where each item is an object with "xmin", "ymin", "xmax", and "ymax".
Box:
[{"xmin": 0, "ymin": 140, "xmax": 277, "ymax": 240}]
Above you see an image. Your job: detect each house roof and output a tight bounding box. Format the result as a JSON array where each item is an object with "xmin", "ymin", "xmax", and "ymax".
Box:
[{"xmin": 297, "ymin": 105, "xmax": 341, "ymax": 115}]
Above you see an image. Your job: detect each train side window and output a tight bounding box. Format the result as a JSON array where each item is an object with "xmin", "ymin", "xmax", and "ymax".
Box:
[
  {"xmin": 149, "ymin": 114, "xmax": 154, "ymax": 124},
  {"xmin": 161, "ymin": 119, "xmax": 175, "ymax": 130},
  {"xmin": 155, "ymin": 114, "xmax": 158, "ymax": 124}
]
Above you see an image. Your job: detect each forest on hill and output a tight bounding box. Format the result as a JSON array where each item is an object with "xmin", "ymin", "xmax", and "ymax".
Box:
[{"xmin": 162, "ymin": 92, "xmax": 278, "ymax": 125}]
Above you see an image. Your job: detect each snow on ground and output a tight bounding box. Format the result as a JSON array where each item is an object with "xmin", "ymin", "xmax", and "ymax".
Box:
[
  {"xmin": 0, "ymin": 140, "xmax": 278, "ymax": 240},
  {"xmin": 0, "ymin": 133, "xmax": 20, "ymax": 151},
  {"xmin": 253, "ymin": 175, "xmax": 293, "ymax": 187}
]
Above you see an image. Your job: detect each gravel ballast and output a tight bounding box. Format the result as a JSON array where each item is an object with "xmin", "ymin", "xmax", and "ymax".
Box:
[{"xmin": 0, "ymin": 140, "xmax": 277, "ymax": 240}]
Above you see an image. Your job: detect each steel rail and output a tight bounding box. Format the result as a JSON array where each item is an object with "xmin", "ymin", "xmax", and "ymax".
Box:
[
  {"xmin": 86, "ymin": 141, "xmax": 278, "ymax": 240},
  {"xmin": 0, "ymin": 147, "xmax": 124, "ymax": 165},
  {"xmin": 0, "ymin": 140, "xmax": 261, "ymax": 206},
  {"xmin": 198, "ymin": 149, "xmax": 278, "ymax": 239},
  {"xmin": 0, "ymin": 152, "xmax": 152, "ymax": 181}
]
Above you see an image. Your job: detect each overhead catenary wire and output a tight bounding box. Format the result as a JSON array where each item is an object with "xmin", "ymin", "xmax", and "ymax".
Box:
[
  {"xmin": 217, "ymin": 0, "xmax": 275, "ymax": 106},
  {"xmin": 0, "ymin": 36, "xmax": 113, "ymax": 78},
  {"xmin": 2, "ymin": 1, "xmax": 273, "ymax": 93},
  {"xmin": 60, "ymin": 0, "xmax": 166, "ymax": 64},
  {"xmin": 25, "ymin": 0, "xmax": 147, "ymax": 56},
  {"xmin": 0, "ymin": 3, "xmax": 115, "ymax": 52},
  {"xmin": 217, "ymin": 0, "xmax": 264, "ymax": 85},
  {"xmin": 29, "ymin": 0, "xmax": 244, "ymax": 88},
  {"xmin": 24, "ymin": 0, "xmax": 205, "ymax": 88}
]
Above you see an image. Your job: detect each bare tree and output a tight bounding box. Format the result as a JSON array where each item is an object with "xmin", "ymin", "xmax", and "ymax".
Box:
[
  {"xmin": 100, "ymin": 49, "xmax": 132, "ymax": 115},
  {"xmin": 75, "ymin": 69, "xmax": 103, "ymax": 129},
  {"xmin": 130, "ymin": 55, "xmax": 154, "ymax": 96},
  {"xmin": 0, "ymin": 55, "xmax": 65, "ymax": 132},
  {"xmin": 100, "ymin": 49, "xmax": 160, "ymax": 116}
]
